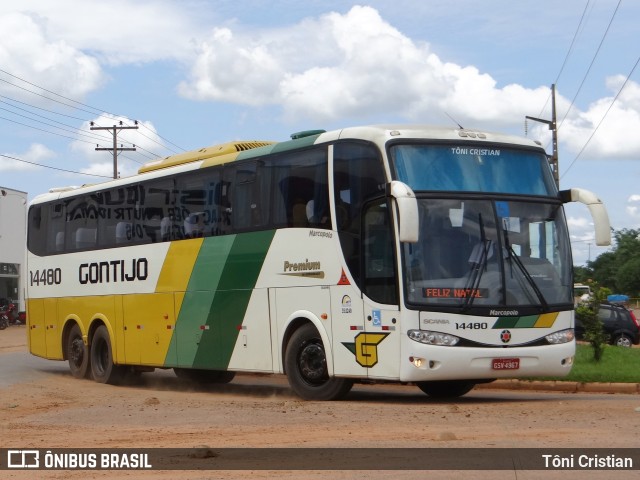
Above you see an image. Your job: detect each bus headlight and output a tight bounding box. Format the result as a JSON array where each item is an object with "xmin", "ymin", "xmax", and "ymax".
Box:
[
  {"xmin": 545, "ymin": 329, "xmax": 575, "ymax": 345},
  {"xmin": 408, "ymin": 329, "xmax": 460, "ymax": 346}
]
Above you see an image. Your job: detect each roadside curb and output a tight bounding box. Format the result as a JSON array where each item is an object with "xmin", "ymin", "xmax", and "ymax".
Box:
[{"xmin": 476, "ymin": 379, "xmax": 640, "ymax": 394}]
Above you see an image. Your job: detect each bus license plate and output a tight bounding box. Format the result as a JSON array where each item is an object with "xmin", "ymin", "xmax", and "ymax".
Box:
[{"xmin": 492, "ymin": 358, "xmax": 520, "ymax": 370}]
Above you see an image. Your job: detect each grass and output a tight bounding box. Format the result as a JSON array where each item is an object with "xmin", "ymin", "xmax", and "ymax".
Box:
[{"xmin": 541, "ymin": 344, "xmax": 640, "ymax": 383}]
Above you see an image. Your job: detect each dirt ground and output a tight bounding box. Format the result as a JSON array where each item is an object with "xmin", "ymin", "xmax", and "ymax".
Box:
[{"xmin": 1, "ymin": 325, "xmax": 639, "ymax": 480}]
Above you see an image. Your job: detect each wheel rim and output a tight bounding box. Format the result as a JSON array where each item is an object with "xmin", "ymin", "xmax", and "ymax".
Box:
[
  {"xmin": 616, "ymin": 336, "xmax": 631, "ymax": 347},
  {"xmin": 297, "ymin": 339, "xmax": 328, "ymax": 386}
]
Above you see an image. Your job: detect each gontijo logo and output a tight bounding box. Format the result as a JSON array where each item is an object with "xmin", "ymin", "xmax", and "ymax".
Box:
[{"xmin": 342, "ymin": 332, "xmax": 389, "ymax": 367}]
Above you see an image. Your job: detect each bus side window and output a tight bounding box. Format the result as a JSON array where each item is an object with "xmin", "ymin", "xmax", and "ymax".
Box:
[
  {"xmin": 362, "ymin": 201, "xmax": 397, "ymax": 305},
  {"xmin": 27, "ymin": 205, "xmax": 46, "ymax": 255},
  {"xmin": 333, "ymin": 141, "xmax": 387, "ymax": 291},
  {"xmin": 226, "ymin": 160, "xmax": 270, "ymax": 232},
  {"xmin": 75, "ymin": 227, "xmax": 96, "ymax": 249},
  {"xmin": 271, "ymin": 147, "xmax": 329, "ymax": 230},
  {"xmin": 115, "ymin": 222, "xmax": 131, "ymax": 244}
]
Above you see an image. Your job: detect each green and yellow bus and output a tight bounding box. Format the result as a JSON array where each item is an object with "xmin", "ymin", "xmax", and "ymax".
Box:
[{"xmin": 26, "ymin": 125, "xmax": 611, "ymax": 400}]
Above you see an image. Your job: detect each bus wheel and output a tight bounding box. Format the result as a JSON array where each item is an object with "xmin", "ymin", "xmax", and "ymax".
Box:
[
  {"xmin": 67, "ymin": 324, "xmax": 90, "ymax": 379},
  {"xmin": 174, "ymin": 368, "xmax": 236, "ymax": 384},
  {"xmin": 416, "ymin": 380, "xmax": 476, "ymax": 398},
  {"xmin": 285, "ymin": 323, "xmax": 353, "ymax": 401},
  {"xmin": 90, "ymin": 325, "xmax": 123, "ymax": 384}
]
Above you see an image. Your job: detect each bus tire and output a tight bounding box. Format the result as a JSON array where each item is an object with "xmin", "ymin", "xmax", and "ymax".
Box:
[
  {"xmin": 90, "ymin": 325, "xmax": 123, "ymax": 384},
  {"xmin": 285, "ymin": 323, "xmax": 353, "ymax": 401},
  {"xmin": 67, "ymin": 324, "xmax": 90, "ymax": 379},
  {"xmin": 416, "ymin": 380, "xmax": 476, "ymax": 398},
  {"xmin": 174, "ymin": 368, "xmax": 236, "ymax": 384}
]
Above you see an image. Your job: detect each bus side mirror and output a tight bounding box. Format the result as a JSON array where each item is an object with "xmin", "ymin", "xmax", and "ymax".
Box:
[
  {"xmin": 388, "ymin": 181, "xmax": 419, "ymax": 243},
  {"xmin": 560, "ymin": 188, "xmax": 611, "ymax": 246}
]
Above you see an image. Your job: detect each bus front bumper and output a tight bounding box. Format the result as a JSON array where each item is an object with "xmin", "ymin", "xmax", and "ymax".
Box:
[{"xmin": 399, "ymin": 341, "xmax": 576, "ymax": 383}]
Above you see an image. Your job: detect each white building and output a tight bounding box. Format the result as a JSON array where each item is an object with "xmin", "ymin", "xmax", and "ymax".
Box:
[{"xmin": 0, "ymin": 187, "xmax": 27, "ymax": 312}]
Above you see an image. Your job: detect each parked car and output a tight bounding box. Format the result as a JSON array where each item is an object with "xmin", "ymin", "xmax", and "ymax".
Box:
[{"xmin": 574, "ymin": 303, "xmax": 640, "ymax": 347}]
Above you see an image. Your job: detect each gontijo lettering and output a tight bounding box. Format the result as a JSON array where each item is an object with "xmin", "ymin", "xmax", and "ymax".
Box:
[{"xmin": 79, "ymin": 258, "xmax": 148, "ymax": 284}]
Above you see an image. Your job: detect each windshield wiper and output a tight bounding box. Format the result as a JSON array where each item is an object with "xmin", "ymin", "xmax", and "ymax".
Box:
[
  {"xmin": 501, "ymin": 218, "xmax": 549, "ymax": 311},
  {"xmin": 462, "ymin": 214, "xmax": 490, "ymax": 312}
]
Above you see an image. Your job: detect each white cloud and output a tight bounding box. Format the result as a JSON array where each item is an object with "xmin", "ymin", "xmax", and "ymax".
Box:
[
  {"xmin": 626, "ymin": 194, "xmax": 640, "ymax": 220},
  {"xmin": 567, "ymin": 216, "xmax": 591, "ymax": 229},
  {"xmin": 557, "ymin": 76, "xmax": 640, "ymax": 160},
  {"xmin": 2, "ymin": 2, "xmax": 639, "ymax": 163},
  {"xmin": 178, "ymin": 6, "xmax": 560, "ymax": 127},
  {"xmin": 0, "ymin": 1, "xmax": 201, "ymax": 65},
  {"xmin": 0, "ymin": 13, "xmax": 104, "ymax": 102},
  {"xmin": 0, "ymin": 143, "xmax": 55, "ymax": 171}
]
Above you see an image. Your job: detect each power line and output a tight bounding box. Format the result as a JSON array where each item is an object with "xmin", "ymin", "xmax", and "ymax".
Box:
[
  {"xmin": 0, "ymin": 153, "xmax": 113, "ymax": 179},
  {"xmin": 0, "ymin": 104, "xmax": 110, "ymax": 144},
  {"xmin": 561, "ymin": 55, "xmax": 640, "ymax": 178},
  {"xmin": 537, "ymin": 0, "xmax": 592, "ymax": 117},
  {"xmin": 0, "ymin": 68, "xmax": 185, "ymax": 154},
  {"xmin": 0, "ymin": 94, "xmax": 89, "ymax": 123},
  {"xmin": 558, "ymin": 0, "xmax": 622, "ymax": 131},
  {"xmin": 0, "ymin": 114, "xmax": 99, "ymax": 145}
]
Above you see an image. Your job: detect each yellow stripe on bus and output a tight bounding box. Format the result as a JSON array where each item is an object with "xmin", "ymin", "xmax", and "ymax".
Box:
[
  {"xmin": 156, "ymin": 239, "xmax": 204, "ymax": 297},
  {"xmin": 534, "ymin": 312, "xmax": 559, "ymax": 328}
]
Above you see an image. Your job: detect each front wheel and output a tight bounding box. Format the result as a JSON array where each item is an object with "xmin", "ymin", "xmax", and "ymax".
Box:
[
  {"xmin": 0, "ymin": 315, "xmax": 7, "ymax": 330},
  {"xmin": 284, "ymin": 323, "xmax": 353, "ymax": 401},
  {"xmin": 90, "ymin": 325, "xmax": 124, "ymax": 384},
  {"xmin": 67, "ymin": 324, "xmax": 90, "ymax": 379},
  {"xmin": 613, "ymin": 334, "xmax": 633, "ymax": 348},
  {"xmin": 416, "ymin": 380, "xmax": 476, "ymax": 398}
]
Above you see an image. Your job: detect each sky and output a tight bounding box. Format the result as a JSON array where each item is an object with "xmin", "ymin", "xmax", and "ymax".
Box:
[{"xmin": 0, "ymin": 0, "xmax": 638, "ymax": 266}]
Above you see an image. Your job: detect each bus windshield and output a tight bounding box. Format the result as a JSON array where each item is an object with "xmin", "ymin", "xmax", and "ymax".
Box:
[
  {"xmin": 390, "ymin": 143, "xmax": 556, "ymax": 195},
  {"xmin": 401, "ymin": 198, "xmax": 573, "ymax": 312},
  {"xmin": 389, "ymin": 143, "xmax": 571, "ymax": 313}
]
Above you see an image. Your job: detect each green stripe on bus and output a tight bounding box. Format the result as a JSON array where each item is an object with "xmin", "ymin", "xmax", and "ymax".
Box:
[
  {"xmin": 166, "ymin": 235, "xmax": 235, "ymax": 366},
  {"xmin": 492, "ymin": 315, "xmax": 539, "ymax": 329},
  {"xmin": 191, "ymin": 230, "xmax": 275, "ymax": 369}
]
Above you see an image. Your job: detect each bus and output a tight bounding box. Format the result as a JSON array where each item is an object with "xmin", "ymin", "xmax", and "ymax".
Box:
[{"xmin": 26, "ymin": 125, "xmax": 611, "ymax": 400}]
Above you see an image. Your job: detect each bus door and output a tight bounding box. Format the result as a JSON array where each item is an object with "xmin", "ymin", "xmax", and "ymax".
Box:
[{"xmin": 359, "ymin": 200, "xmax": 400, "ymax": 380}]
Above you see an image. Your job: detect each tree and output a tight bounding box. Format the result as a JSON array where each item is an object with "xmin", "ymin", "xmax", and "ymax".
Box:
[
  {"xmin": 575, "ymin": 282, "xmax": 610, "ymax": 361},
  {"xmin": 573, "ymin": 265, "xmax": 593, "ymax": 285},
  {"xmin": 587, "ymin": 228, "xmax": 640, "ymax": 295},
  {"xmin": 616, "ymin": 257, "xmax": 640, "ymax": 297}
]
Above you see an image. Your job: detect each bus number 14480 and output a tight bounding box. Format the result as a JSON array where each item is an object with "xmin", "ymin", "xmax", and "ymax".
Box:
[
  {"xmin": 455, "ymin": 322, "xmax": 488, "ymax": 330},
  {"xmin": 30, "ymin": 268, "xmax": 62, "ymax": 286}
]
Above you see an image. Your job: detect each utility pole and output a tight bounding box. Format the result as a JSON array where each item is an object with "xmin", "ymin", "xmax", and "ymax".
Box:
[
  {"xmin": 526, "ymin": 84, "xmax": 559, "ymax": 187},
  {"xmin": 90, "ymin": 121, "xmax": 139, "ymax": 179}
]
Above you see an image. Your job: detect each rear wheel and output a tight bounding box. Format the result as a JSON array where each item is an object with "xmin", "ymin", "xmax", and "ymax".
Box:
[
  {"xmin": 613, "ymin": 334, "xmax": 633, "ymax": 347},
  {"xmin": 285, "ymin": 323, "xmax": 353, "ymax": 400},
  {"xmin": 90, "ymin": 325, "xmax": 123, "ymax": 384},
  {"xmin": 67, "ymin": 324, "xmax": 90, "ymax": 379},
  {"xmin": 174, "ymin": 368, "xmax": 236, "ymax": 384},
  {"xmin": 416, "ymin": 380, "xmax": 476, "ymax": 398}
]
